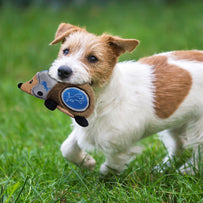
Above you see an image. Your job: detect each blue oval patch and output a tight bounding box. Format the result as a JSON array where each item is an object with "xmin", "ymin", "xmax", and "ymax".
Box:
[{"xmin": 61, "ymin": 87, "xmax": 89, "ymax": 112}]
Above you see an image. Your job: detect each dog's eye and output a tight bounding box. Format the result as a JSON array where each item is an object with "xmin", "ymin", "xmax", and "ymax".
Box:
[
  {"xmin": 88, "ymin": 55, "xmax": 98, "ymax": 63},
  {"xmin": 29, "ymin": 80, "xmax": 33, "ymax": 84},
  {"xmin": 63, "ymin": 48, "xmax": 70, "ymax": 56}
]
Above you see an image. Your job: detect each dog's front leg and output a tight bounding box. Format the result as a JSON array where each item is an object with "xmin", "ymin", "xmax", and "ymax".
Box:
[
  {"xmin": 100, "ymin": 146, "xmax": 139, "ymax": 175},
  {"xmin": 100, "ymin": 153, "xmax": 129, "ymax": 175},
  {"xmin": 61, "ymin": 130, "xmax": 96, "ymax": 170}
]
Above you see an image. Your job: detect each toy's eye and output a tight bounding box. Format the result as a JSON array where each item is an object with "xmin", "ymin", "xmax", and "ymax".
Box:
[
  {"xmin": 29, "ymin": 80, "xmax": 33, "ymax": 84},
  {"xmin": 63, "ymin": 48, "xmax": 70, "ymax": 56},
  {"xmin": 37, "ymin": 91, "xmax": 43, "ymax": 96},
  {"xmin": 88, "ymin": 55, "xmax": 98, "ymax": 63}
]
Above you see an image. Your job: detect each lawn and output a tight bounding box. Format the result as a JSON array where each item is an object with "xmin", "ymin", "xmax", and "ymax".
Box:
[{"xmin": 0, "ymin": 1, "xmax": 203, "ymax": 202}]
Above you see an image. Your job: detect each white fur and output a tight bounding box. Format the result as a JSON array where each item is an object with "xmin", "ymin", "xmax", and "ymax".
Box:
[{"xmin": 50, "ymin": 52, "xmax": 203, "ymax": 175}]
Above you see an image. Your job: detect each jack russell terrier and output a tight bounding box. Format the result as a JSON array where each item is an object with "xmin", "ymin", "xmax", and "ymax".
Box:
[{"xmin": 49, "ymin": 23, "xmax": 203, "ymax": 175}]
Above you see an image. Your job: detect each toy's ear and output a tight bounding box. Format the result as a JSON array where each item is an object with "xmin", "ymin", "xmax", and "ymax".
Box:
[
  {"xmin": 49, "ymin": 23, "xmax": 84, "ymax": 45},
  {"xmin": 102, "ymin": 34, "xmax": 140, "ymax": 56},
  {"xmin": 18, "ymin": 74, "xmax": 38, "ymax": 95}
]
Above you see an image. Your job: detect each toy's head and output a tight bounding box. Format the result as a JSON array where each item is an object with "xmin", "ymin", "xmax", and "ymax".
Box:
[
  {"xmin": 18, "ymin": 71, "xmax": 57, "ymax": 99},
  {"xmin": 18, "ymin": 70, "xmax": 95, "ymax": 127}
]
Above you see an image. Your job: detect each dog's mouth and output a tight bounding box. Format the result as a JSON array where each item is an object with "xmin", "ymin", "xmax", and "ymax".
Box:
[
  {"xmin": 89, "ymin": 80, "xmax": 94, "ymax": 86},
  {"xmin": 48, "ymin": 70, "xmax": 94, "ymax": 86},
  {"xmin": 49, "ymin": 75, "xmax": 94, "ymax": 87},
  {"xmin": 48, "ymin": 67, "xmax": 94, "ymax": 87}
]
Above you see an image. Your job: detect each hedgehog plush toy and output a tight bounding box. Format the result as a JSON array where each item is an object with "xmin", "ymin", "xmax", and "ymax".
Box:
[{"xmin": 18, "ymin": 70, "xmax": 95, "ymax": 127}]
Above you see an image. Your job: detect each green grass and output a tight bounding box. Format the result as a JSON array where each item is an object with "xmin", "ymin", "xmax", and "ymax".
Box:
[{"xmin": 0, "ymin": 1, "xmax": 203, "ymax": 202}]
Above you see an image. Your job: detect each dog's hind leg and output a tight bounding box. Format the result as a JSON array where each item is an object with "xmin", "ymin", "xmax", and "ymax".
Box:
[
  {"xmin": 61, "ymin": 130, "xmax": 96, "ymax": 170},
  {"xmin": 179, "ymin": 144, "xmax": 203, "ymax": 175},
  {"xmin": 155, "ymin": 126, "xmax": 186, "ymax": 172},
  {"xmin": 178, "ymin": 118, "xmax": 203, "ymax": 174}
]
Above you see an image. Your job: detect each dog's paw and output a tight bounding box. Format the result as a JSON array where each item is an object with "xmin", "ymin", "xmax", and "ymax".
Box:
[
  {"xmin": 153, "ymin": 156, "xmax": 173, "ymax": 173},
  {"xmin": 178, "ymin": 160, "xmax": 196, "ymax": 175},
  {"xmin": 80, "ymin": 153, "xmax": 96, "ymax": 170},
  {"xmin": 153, "ymin": 162, "xmax": 171, "ymax": 173},
  {"xmin": 178, "ymin": 165, "xmax": 195, "ymax": 175},
  {"xmin": 100, "ymin": 163, "xmax": 120, "ymax": 176}
]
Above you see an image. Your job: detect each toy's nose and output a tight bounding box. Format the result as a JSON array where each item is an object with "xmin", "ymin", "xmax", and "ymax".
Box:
[
  {"xmin": 58, "ymin": 66, "xmax": 73, "ymax": 79},
  {"xmin": 18, "ymin": 83, "xmax": 23, "ymax": 88}
]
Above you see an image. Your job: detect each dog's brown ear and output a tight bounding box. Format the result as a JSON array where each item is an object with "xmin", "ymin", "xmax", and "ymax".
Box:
[
  {"xmin": 49, "ymin": 23, "xmax": 83, "ymax": 45},
  {"xmin": 104, "ymin": 35, "xmax": 140, "ymax": 56}
]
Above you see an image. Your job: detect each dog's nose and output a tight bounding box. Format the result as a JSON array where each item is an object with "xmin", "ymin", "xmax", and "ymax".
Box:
[{"xmin": 58, "ymin": 66, "xmax": 73, "ymax": 79}]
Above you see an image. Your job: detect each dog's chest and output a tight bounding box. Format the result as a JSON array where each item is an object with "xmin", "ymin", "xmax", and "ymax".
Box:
[{"xmin": 76, "ymin": 64, "xmax": 156, "ymax": 150}]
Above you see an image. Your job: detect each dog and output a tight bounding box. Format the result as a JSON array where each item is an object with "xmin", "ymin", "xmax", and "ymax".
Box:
[{"xmin": 49, "ymin": 23, "xmax": 203, "ymax": 175}]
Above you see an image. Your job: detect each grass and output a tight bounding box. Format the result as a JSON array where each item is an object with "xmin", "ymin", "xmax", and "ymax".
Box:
[{"xmin": 0, "ymin": 1, "xmax": 203, "ymax": 202}]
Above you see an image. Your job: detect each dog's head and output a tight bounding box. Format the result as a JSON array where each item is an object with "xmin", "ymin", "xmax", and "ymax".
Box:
[{"xmin": 49, "ymin": 23, "xmax": 139, "ymax": 86}]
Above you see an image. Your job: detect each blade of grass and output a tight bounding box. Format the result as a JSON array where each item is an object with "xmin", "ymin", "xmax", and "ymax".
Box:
[
  {"xmin": 14, "ymin": 176, "xmax": 29, "ymax": 203},
  {"xmin": 0, "ymin": 186, "xmax": 4, "ymax": 203},
  {"xmin": 4, "ymin": 182, "xmax": 20, "ymax": 203},
  {"xmin": 68, "ymin": 164, "xmax": 89, "ymax": 192}
]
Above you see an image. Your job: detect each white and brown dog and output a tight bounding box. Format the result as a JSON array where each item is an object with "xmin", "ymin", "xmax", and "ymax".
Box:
[{"xmin": 49, "ymin": 23, "xmax": 203, "ymax": 175}]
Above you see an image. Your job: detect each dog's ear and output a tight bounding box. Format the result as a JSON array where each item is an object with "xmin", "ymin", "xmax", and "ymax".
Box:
[
  {"xmin": 49, "ymin": 23, "xmax": 83, "ymax": 45},
  {"xmin": 104, "ymin": 35, "xmax": 140, "ymax": 56}
]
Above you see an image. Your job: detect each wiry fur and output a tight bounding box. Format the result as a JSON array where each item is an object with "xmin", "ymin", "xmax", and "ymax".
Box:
[{"xmin": 49, "ymin": 23, "xmax": 203, "ymax": 175}]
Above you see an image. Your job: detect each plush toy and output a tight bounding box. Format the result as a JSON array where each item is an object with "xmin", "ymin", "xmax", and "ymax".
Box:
[{"xmin": 18, "ymin": 70, "xmax": 95, "ymax": 127}]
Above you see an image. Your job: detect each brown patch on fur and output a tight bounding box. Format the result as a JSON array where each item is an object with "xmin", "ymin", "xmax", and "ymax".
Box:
[
  {"xmin": 139, "ymin": 55, "xmax": 192, "ymax": 118},
  {"xmin": 82, "ymin": 35, "xmax": 120, "ymax": 86},
  {"xmin": 173, "ymin": 50, "xmax": 203, "ymax": 62}
]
